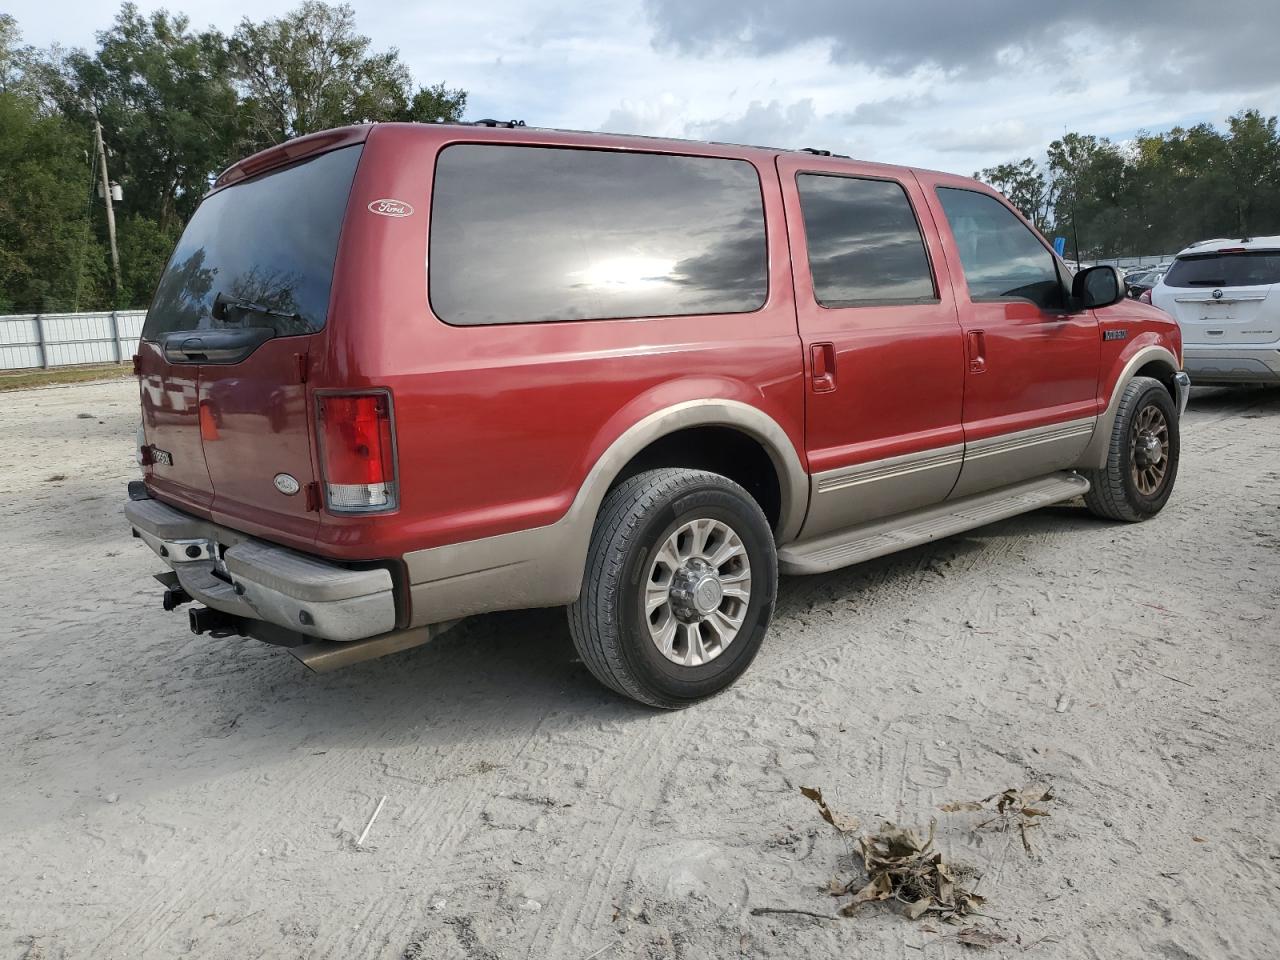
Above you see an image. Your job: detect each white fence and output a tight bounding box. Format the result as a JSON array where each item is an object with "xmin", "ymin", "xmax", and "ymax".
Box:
[
  {"xmin": 1075, "ymin": 253, "xmax": 1178, "ymax": 272},
  {"xmin": 0, "ymin": 310, "xmax": 147, "ymax": 370}
]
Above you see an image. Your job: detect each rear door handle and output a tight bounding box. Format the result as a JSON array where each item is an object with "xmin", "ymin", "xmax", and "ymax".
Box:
[
  {"xmin": 811, "ymin": 342, "xmax": 836, "ymax": 393},
  {"xmin": 161, "ymin": 327, "xmax": 275, "ymax": 364},
  {"xmin": 967, "ymin": 330, "xmax": 987, "ymax": 374}
]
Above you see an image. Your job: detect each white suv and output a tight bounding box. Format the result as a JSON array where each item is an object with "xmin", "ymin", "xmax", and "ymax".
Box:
[{"xmin": 1152, "ymin": 237, "xmax": 1280, "ymax": 384}]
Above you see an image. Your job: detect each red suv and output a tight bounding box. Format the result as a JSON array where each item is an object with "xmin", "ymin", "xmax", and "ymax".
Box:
[{"xmin": 126, "ymin": 122, "xmax": 1189, "ymax": 707}]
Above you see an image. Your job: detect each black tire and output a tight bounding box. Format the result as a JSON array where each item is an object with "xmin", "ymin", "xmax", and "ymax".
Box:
[
  {"xmin": 1083, "ymin": 376, "xmax": 1180, "ymax": 522},
  {"xmin": 567, "ymin": 468, "xmax": 778, "ymax": 709}
]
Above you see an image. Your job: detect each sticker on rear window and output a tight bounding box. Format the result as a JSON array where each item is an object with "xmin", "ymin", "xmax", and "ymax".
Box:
[{"xmin": 367, "ymin": 198, "xmax": 414, "ymax": 218}]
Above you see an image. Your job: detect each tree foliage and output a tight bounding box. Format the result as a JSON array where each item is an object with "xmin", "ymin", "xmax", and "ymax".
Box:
[
  {"xmin": 0, "ymin": 19, "xmax": 108, "ymax": 313},
  {"xmin": 978, "ymin": 112, "xmax": 1280, "ymax": 259},
  {"xmin": 974, "ymin": 157, "xmax": 1053, "ymax": 232},
  {"xmin": 0, "ymin": 3, "xmax": 466, "ymax": 313}
]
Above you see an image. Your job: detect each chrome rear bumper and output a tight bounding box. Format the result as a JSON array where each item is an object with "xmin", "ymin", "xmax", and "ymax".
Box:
[{"xmin": 125, "ymin": 495, "xmax": 396, "ymax": 642}]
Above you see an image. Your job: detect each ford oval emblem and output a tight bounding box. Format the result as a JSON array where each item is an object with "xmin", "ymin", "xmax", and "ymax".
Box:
[
  {"xmin": 367, "ymin": 198, "xmax": 414, "ymax": 218},
  {"xmin": 274, "ymin": 473, "xmax": 300, "ymax": 496}
]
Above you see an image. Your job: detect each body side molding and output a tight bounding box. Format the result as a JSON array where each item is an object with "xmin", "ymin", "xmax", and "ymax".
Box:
[{"xmin": 804, "ymin": 443, "xmax": 964, "ymax": 540}]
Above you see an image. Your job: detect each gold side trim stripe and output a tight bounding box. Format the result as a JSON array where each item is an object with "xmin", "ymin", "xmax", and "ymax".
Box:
[
  {"xmin": 816, "ymin": 419, "xmax": 1096, "ymax": 496},
  {"xmin": 817, "ymin": 448, "xmax": 963, "ymax": 494},
  {"xmin": 965, "ymin": 420, "xmax": 1095, "ymax": 461}
]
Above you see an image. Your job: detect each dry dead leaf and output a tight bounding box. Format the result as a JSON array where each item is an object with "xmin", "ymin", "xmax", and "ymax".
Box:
[
  {"xmin": 801, "ymin": 788, "xmax": 997, "ymax": 925},
  {"xmin": 950, "ymin": 925, "xmax": 1008, "ymax": 949},
  {"xmin": 800, "ymin": 786, "xmax": 861, "ymax": 835},
  {"xmin": 941, "ymin": 784, "xmax": 1055, "ymax": 856}
]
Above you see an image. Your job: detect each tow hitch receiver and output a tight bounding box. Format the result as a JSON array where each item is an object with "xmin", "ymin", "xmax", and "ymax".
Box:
[{"xmin": 188, "ymin": 606, "xmax": 245, "ymax": 638}]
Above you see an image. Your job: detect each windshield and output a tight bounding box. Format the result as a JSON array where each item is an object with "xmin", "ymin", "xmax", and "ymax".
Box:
[
  {"xmin": 1163, "ymin": 251, "xmax": 1280, "ymax": 288},
  {"xmin": 142, "ymin": 145, "xmax": 363, "ymax": 340}
]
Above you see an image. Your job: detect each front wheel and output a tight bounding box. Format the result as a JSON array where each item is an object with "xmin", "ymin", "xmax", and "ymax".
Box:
[
  {"xmin": 567, "ymin": 468, "xmax": 778, "ymax": 708},
  {"xmin": 1084, "ymin": 376, "xmax": 1180, "ymax": 522}
]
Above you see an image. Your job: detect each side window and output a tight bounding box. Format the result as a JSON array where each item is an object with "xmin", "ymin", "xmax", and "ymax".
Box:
[
  {"xmin": 797, "ymin": 174, "xmax": 936, "ymax": 306},
  {"xmin": 429, "ymin": 145, "xmax": 768, "ymax": 325},
  {"xmin": 937, "ymin": 187, "xmax": 1064, "ymax": 309}
]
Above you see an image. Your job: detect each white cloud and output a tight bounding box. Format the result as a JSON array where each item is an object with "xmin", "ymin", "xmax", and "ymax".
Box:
[
  {"xmin": 6, "ymin": 0, "xmax": 1278, "ymax": 178},
  {"xmin": 601, "ymin": 93, "xmax": 689, "ymax": 138},
  {"xmin": 684, "ymin": 98, "xmax": 816, "ymax": 148},
  {"xmin": 934, "ymin": 120, "xmax": 1043, "ymax": 155}
]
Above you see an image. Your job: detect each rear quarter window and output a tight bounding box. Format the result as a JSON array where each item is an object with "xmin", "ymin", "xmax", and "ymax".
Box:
[{"xmin": 428, "ymin": 144, "xmax": 768, "ymax": 325}]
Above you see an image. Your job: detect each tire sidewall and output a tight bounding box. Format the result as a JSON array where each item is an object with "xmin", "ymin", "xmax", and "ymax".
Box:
[
  {"xmin": 614, "ymin": 482, "xmax": 776, "ymax": 703},
  {"xmin": 1117, "ymin": 381, "xmax": 1180, "ymax": 515}
]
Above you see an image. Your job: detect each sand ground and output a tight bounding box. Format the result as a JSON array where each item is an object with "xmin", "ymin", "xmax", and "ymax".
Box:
[{"xmin": 2, "ymin": 378, "xmax": 1278, "ymax": 959}]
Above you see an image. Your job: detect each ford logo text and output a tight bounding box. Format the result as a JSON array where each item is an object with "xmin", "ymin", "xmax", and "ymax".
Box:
[{"xmin": 367, "ymin": 198, "xmax": 414, "ymax": 218}]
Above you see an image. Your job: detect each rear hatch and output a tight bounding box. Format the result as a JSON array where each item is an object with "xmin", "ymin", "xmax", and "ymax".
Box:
[
  {"xmin": 137, "ymin": 142, "xmax": 364, "ymax": 546},
  {"xmin": 1156, "ymin": 249, "xmax": 1280, "ymax": 345}
]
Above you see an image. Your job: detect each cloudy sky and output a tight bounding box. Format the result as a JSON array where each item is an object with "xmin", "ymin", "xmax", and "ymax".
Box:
[{"xmin": 9, "ymin": 0, "xmax": 1280, "ymax": 175}]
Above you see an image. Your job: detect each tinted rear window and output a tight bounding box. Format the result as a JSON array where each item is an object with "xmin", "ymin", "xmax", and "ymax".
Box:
[
  {"xmin": 1163, "ymin": 252, "xmax": 1280, "ymax": 288},
  {"xmin": 797, "ymin": 174, "xmax": 935, "ymax": 306},
  {"xmin": 429, "ymin": 144, "xmax": 768, "ymax": 325},
  {"xmin": 143, "ymin": 145, "xmax": 362, "ymax": 340}
]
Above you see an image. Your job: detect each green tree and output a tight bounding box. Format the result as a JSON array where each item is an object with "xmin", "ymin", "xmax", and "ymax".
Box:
[
  {"xmin": 56, "ymin": 5, "xmax": 241, "ymax": 226},
  {"xmin": 1, "ymin": 2, "xmax": 469, "ymax": 313},
  {"xmin": 0, "ymin": 21, "xmax": 108, "ymax": 313},
  {"xmin": 116, "ymin": 214, "xmax": 181, "ymax": 307},
  {"xmin": 975, "ymin": 157, "xmax": 1053, "ymax": 232},
  {"xmin": 398, "ymin": 81, "xmax": 468, "ymax": 125},
  {"xmin": 1224, "ymin": 109, "xmax": 1280, "ymax": 236},
  {"xmin": 229, "ymin": 2, "xmax": 465, "ymax": 150}
]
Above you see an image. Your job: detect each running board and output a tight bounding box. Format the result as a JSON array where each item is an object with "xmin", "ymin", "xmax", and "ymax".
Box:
[{"xmin": 778, "ymin": 472, "xmax": 1090, "ymax": 575}]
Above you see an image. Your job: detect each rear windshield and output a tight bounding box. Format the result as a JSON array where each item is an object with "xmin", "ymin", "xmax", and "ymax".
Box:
[
  {"xmin": 428, "ymin": 144, "xmax": 768, "ymax": 325},
  {"xmin": 1163, "ymin": 251, "xmax": 1280, "ymax": 288},
  {"xmin": 142, "ymin": 145, "xmax": 363, "ymax": 340}
]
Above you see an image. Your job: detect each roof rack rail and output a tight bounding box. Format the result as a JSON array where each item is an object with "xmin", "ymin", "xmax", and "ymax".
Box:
[
  {"xmin": 798, "ymin": 146, "xmax": 851, "ymax": 159},
  {"xmin": 472, "ymin": 119, "xmax": 527, "ymax": 128}
]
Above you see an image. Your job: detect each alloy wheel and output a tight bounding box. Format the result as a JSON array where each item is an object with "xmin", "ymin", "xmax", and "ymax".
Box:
[{"xmin": 644, "ymin": 517, "xmax": 752, "ymax": 666}]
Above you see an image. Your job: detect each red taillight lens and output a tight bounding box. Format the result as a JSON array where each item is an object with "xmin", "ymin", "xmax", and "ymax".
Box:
[
  {"xmin": 317, "ymin": 392, "xmax": 397, "ymax": 512},
  {"xmin": 1139, "ymin": 288, "xmax": 1152, "ymax": 304}
]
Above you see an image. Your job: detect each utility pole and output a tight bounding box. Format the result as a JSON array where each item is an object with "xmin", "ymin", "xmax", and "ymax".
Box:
[{"xmin": 93, "ymin": 117, "xmax": 122, "ymax": 305}]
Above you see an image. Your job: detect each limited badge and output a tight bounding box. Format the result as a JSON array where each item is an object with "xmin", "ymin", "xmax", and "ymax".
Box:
[{"xmin": 274, "ymin": 473, "xmax": 301, "ymax": 495}]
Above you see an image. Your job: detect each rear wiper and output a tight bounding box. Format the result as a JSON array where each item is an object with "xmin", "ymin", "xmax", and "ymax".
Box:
[{"xmin": 212, "ymin": 290, "xmax": 302, "ymax": 324}]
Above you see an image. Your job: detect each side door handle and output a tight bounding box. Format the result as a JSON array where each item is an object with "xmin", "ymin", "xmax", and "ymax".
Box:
[
  {"xmin": 967, "ymin": 330, "xmax": 987, "ymax": 374},
  {"xmin": 810, "ymin": 342, "xmax": 836, "ymax": 393}
]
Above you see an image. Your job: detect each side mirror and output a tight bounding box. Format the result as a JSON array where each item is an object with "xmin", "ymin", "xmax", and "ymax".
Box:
[{"xmin": 1072, "ymin": 265, "xmax": 1125, "ymax": 310}]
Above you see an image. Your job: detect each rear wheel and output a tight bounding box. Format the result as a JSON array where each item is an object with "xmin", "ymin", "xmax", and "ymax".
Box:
[
  {"xmin": 567, "ymin": 468, "xmax": 778, "ymax": 708},
  {"xmin": 1084, "ymin": 376, "xmax": 1180, "ymax": 522}
]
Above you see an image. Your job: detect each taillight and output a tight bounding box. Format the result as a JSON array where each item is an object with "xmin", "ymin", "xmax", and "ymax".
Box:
[
  {"xmin": 1139, "ymin": 288, "xmax": 1152, "ymax": 304},
  {"xmin": 316, "ymin": 392, "xmax": 398, "ymax": 512}
]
